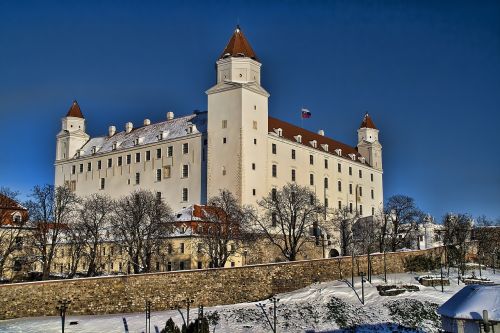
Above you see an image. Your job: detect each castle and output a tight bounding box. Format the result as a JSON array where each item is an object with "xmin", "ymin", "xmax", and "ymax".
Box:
[{"xmin": 55, "ymin": 26, "xmax": 383, "ymax": 217}]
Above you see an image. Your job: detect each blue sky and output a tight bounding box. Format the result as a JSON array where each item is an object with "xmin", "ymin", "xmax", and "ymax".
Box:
[{"xmin": 0, "ymin": 0, "xmax": 499, "ymax": 220}]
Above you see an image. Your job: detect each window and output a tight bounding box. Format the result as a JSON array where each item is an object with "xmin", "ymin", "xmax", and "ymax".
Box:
[
  {"xmin": 135, "ymin": 173, "xmax": 140, "ymax": 184},
  {"xmin": 126, "ymin": 154, "xmax": 131, "ymax": 164},
  {"xmin": 117, "ymin": 156, "xmax": 122, "ymax": 166},
  {"xmin": 325, "ymin": 198, "xmax": 329, "ymax": 208},
  {"xmin": 182, "ymin": 143, "xmax": 189, "ymax": 154},
  {"xmin": 146, "ymin": 150, "xmax": 151, "ymax": 161},
  {"xmin": 107, "ymin": 158, "xmax": 112, "ymax": 168},
  {"xmin": 72, "ymin": 165, "xmax": 76, "ymax": 174},
  {"xmin": 372, "ymin": 207, "xmax": 375, "ymax": 215},
  {"xmin": 324, "ymin": 159, "xmax": 328, "ymax": 169},
  {"xmin": 222, "ymin": 120, "xmax": 227, "ymax": 128},
  {"xmin": 349, "ymin": 184, "xmax": 353, "ymax": 195},
  {"xmin": 338, "ymin": 180, "xmax": 342, "ymax": 192},
  {"xmin": 156, "ymin": 262, "xmax": 160, "ymax": 271},
  {"xmin": 79, "ymin": 164, "xmax": 83, "ymax": 173},
  {"xmin": 182, "ymin": 164, "xmax": 189, "ymax": 178},
  {"xmin": 222, "ymin": 166, "xmax": 226, "ymax": 176},
  {"xmin": 254, "ymin": 138, "xmax": 257, "ymax": 145},
  {"xmin": 100, "ymin": 178, "xmax": 105, "ymax": 190},
  {"xmin": 338, "ymin": 201, "xmax": 342, "ymax": 210},
  {"xmin": 359, "ymin": 187, "xmax": 363, "ymax": 197},
  {"xmin": 371, "ymin": 189, "xmax": 374, "ymax": 199},
  {"xmin": 272, "ymin": 164, "xmax": 277, "ymax": 177},
  {"xmin": 182, "ymin": 188, "xmax": 188, "ymax": 201},
  {"xmin": 272, "ymin": 188, "xmax": 277, "ymax": 201},
  {"xmin": 253, "ymin": 121, "xmax": 257, "ymax": 129},
  {"xmin": 180, "ymin": 262, "xmax": 185, "ymax": 270},
  {"xmin": 359, "ymin": 205, "xmax": 363, "ymax": 215},
  {"xmin": 164, "ymin": 166, "xmax": 171, "ymax": 178},
  {"xmin": 156, "ymin": 148, "xmax": 162, "ymax": 159},
  {"xmin": 156, "ymin": 169, "xmax": 162, "ymax": 181},
  {"xmin": 338, "ymin": 163, "xmax": 341, "ymax": 173},
  {"xmin": 272, "ymin": 143, "xmax": 276, "ymax": 154},
  {"xmin": 156, "ymin": 192, "xmax": 162, "ymax": 200},
  {"xmin": 135, "ymin": 152, "xmax": 141, "ymax": 163},
  {"xmin": 349, "ymin": 202, "xmax": 353, "ymax": 213},
  {"xmin": 231, "ymin": 262, "xmax": 235, "ymax": 267},
  {"xmin": 198, "ymin": 261, "xmax": 203, "ymax": 269},
  {"xmin": 252, "ymin": 163, "xmax": 255, "ymax": 170},
  {"xmin": 167, "ymin": 262, "xmax": 172, "ymax": 271},
  {"xmin": 291, "ymin": 169, "xmax": 296, "ymax": 182},
  {"xmin": 309, "ymin": 173, "xmax": 314, "ymax": 185},
  {"xmin": 349, "ymin": 167, "xmax": 352, "ymax": 176},
  {"xmin": 291, "ymin": 149, "xmax": 296, "ymax": 159},
  {"xmin": 371, "ymin": 173, "xmax": 374, "ymax": 182},
  {"xmin": 272, "ymin": 213, "xmax": 277, "ymax": 227},
  {"xmin": 87, "ymin": 162, "xmax": 92, "ymax": 171},
  {"xmin": 167, "ymin": 244, "xmax": 173, "ymax": 254},
  {"xmin": 324, "ymin": 177, "xmax": 328, "ymax": 189},
  {"xmin": 310, "ymin": 194, "xmax": 315, "ymax": 205},
  {"xmin": 180, "ymin": 243, "xmax": 185, "ymax": 254},
  {"xmin": 97, "ymin": 160, "xmax": 102, "ymax": 170},
  {"xmin": 309, "ymin": 155, "xmax": 314, "ymax": 165},
  {"xmin": 359, "ymin": 170, "xmax": 362, "ymax": 178},
  {"xmin": 223, "ymin": 137, "xmax": 227, "ymax": 144},
  {"xmin": 252, "ymin": 189, "xmax": 256, "ymax": 196}
]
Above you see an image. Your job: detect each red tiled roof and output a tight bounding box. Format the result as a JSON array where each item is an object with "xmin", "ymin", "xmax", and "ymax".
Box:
[
  {"xmin": 359, "ymin": 113, "xmax": 377, "ymax": 129},
  {"xmin": 268, "ymin": 117, "xmax": 362, "ymax": 161},
  {"xmin": 219, "ymin": 25, "xmax": 258, "ymax": 61},
  {"xmin": 66, "ymin": 100, "xmax": 84, "ymax": 118},
  {"xmin": 0, "ymin": 194, "xmax": 26, "ymax": 211}
]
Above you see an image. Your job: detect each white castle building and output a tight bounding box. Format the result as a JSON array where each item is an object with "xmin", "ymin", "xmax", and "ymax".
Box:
[{"xmin": 55, "ymin": 26, "xmax": 384, "ymax": 216}]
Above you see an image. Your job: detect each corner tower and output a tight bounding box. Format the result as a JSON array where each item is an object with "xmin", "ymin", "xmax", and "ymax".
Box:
[
  {"xmin": 55, "ymin": 100, "xmax": 90, "ymax": 161},
  {"xmin": 206, "ymin": 26, "xmax": 270, "ymax": 204},
  {"xmin": 357, "ymin": 113, "xmax": 382, "ymax": 170}
]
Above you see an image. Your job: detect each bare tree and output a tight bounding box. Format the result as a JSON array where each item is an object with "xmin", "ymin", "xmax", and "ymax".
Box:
[
  {"xmin": 25, "ymin": 185, "xmax": 78, "ymax": 280},
  {"xmin": 473, "ymin": 215, "xmax": 500, "ymax": 270},
  {"xmin": 255, "ymin": 183, "xmax": 323, "ymax": 261},
  {"xmin": 112, "ymin": 190, "xmax": 173, "ymax": 273},
  {"xmin": 198, "ymin": 190, "xmax": 253, "ymax": 268},
  {"xmin": 443, "ymin": 213, "xmax": 473, "ymax": 275},
  {"xmin": 329, "ymin": 206, "xmax": 359, "ymax": 256},
  {"xmin": 385, "ymin": 195, "xmax": 424, "ymax": 252}
]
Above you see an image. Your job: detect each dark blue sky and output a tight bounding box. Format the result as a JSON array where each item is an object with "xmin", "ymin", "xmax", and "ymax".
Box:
[{"xmin": 1, "ymin": 0, "xmax": 499, "ymax": 220}]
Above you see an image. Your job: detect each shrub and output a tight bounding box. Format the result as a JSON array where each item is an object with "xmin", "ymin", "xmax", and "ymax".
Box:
[{"xmin": 385, "ymin": 299, "xmax": 439, "ymax": 329}]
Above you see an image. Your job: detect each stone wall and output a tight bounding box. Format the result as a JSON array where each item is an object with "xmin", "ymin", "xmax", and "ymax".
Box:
[{"xmin": 0, "ymin": 247, "xmax": 442, "ymax": 320}]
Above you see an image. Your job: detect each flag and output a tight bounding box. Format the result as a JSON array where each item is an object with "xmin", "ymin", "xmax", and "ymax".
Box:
[{"xmin": 301, "ymin": 108, "xmax": 311, "ymax": 119}]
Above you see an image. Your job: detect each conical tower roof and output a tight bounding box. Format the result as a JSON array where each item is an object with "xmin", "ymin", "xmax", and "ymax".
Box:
[
  {"xmin": 359, "ymin": 113, "xmax": 377, "ymax": 129},
  {"xmin": 219, "ymin": 25, "xmax": 258, "ymax": 61},
  {"xmin": 66, "ymin": 100, "xmax": 84, "ymax": 118}
]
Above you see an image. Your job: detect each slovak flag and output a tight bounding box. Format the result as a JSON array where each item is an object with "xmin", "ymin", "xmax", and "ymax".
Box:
[{"xmin": 301, "ymin": 108, "xmax": 312, "ymax": 119}]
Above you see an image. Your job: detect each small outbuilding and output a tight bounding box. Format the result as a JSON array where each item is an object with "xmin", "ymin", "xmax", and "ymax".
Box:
[{"xmin": 438, "ymin": 285, "xmax": 499, "ymax": 333}]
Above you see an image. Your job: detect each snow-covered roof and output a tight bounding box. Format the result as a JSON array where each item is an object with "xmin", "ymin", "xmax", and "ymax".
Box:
[
  {"xmin": 438, "ymin": 285, "xmax": 500, "ymax": 321},
  {"xmin": 175, "ymin": 206, "xmax": 204, "ymax": 222},
  {"xmin": 75, "ymin": 112, "xmax": 207, "ymax": 159}
]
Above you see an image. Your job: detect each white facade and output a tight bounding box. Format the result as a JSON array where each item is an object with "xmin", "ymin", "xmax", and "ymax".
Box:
[{"xmin": 54, "ymin": 26, "xmax": 384, "ymax": 215}]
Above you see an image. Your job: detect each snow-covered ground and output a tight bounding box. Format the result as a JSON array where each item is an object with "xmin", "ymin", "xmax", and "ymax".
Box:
[{"xmin": 0, "ymin": 268, "xmax": 498, "ymax": 333}]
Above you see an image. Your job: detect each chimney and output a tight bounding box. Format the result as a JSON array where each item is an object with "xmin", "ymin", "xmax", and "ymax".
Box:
[
  {"xmin": 125, "ymin": 122, "xmax": 133, "ymax": 133},
  {"xmin": 108, "ymin": 126, "xmax": 116, "ymax": 137},
  {"xmin": 318, "ymin": 129, "xmax": 325, "ymax": 136},
  {"xmin": 167, "ymin": 111, "xmax": 174, "ymax": 120},
  {"xmin": 143, "ymin": 119, "xmax": 151, "ymax": 126}
]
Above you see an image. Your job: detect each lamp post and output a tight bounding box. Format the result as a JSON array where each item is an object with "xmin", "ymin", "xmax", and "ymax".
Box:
[
  {"xmin": 183, "ymin": 297, "xmax": 194, "ymax": 326},
  {"xmin": 56, "ymin": 299, "xmax": 71, "ymax": 333},
  {"xmin": 360, "ymin": 272, "xmax": 365, "ymax": 305},
  {"xmin": 145, "ymin": 300, "xmax": 151, "ymax": 333}
]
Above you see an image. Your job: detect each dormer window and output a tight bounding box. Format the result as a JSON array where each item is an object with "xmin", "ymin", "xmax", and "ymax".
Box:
[
  {"xmin": 348, "ymin": 153, "xmax": 356, "ymax": 160},
  {"xmin": 77, "ymin": 149, "xmax": 84, "ymax": 157},
  {"xmin": 294, "ymin": 135, "xmax": 302, "ymax": 143},
  {"xmin": 112, "ymin": 142, "xmax": 118, "ymax": 150},
  {"xmin": 91, "ymin": 146, "xmax": 97, "ymax": 155},
  {"xmin": 321, "ymin": 144, "xmax": 329, "ymax": 152},
  {"xmin": 359, "ymin": 157, "xmax": 366, "ymax": 163},
  {"xmin": 187, "ymin": 125, "xmax": 193, "ymax": 134},
  {"xmin": 158, "ymin": 130, "xmax": 169, "ymax": 141},
  {"xmin": 335, "ymin": 149, "xmax": 342, "ymax": 156},
  {"xmin": 274, "ymin": 128, "xmax": 283, "ymax": 137},
  {"xmin": 310, "ymin": 140, "xmax": 317, "ymax": 148}
]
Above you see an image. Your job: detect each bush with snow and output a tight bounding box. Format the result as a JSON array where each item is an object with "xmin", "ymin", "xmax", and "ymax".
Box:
[{"xmin": 385, "ymin": 299, "xmax": 440, "ymax": 330}]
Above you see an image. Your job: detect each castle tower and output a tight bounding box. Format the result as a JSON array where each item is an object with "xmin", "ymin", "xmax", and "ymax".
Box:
[
  {"xmin": 55, "ymin": 100, "xmax": 90, "ymax": 161},
  {"xmin": 357, "ymin": 113, "xmax": 382, "ymax": 170},
  {"xmin": 206, "ymin": 26, "xmax": 270, "ymax": 204}
]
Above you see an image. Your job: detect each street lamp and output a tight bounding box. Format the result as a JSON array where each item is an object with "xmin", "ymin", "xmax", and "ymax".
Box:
[
  {"xmin": 183, "ymin": 297, "xmax": 195, "ymax": 326},
  {"xmin": 56, "ymin": 299, "xmax": 71, "ymax": 333},
  {"xmin": 360, "ymin": 272, "xmax": 366, "ymax": 305},
  {"xmin": 145, "ymin": 300, "xmax": 151, "ymax": 333}
]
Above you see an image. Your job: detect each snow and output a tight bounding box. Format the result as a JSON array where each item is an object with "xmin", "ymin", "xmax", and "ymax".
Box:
[
  {"xmin": 0, "ymin": 269, "xmax": 498, "ymax": 333},
  {"xmin": 437, "ymin": 285, "xmax": 500, "ymax": 321}
]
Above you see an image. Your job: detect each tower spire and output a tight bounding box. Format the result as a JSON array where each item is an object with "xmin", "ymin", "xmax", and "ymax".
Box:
[
  {"xmin": 219, "ymin": 25, "xmax": 258, "ymax": 61},
  {"xmin": 359, "ymin": 112, "xmax": 377, "ymax": 129},
  {"xmin": 66, "ymin": 100, "xmax": 84, "ymax": 118}
]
